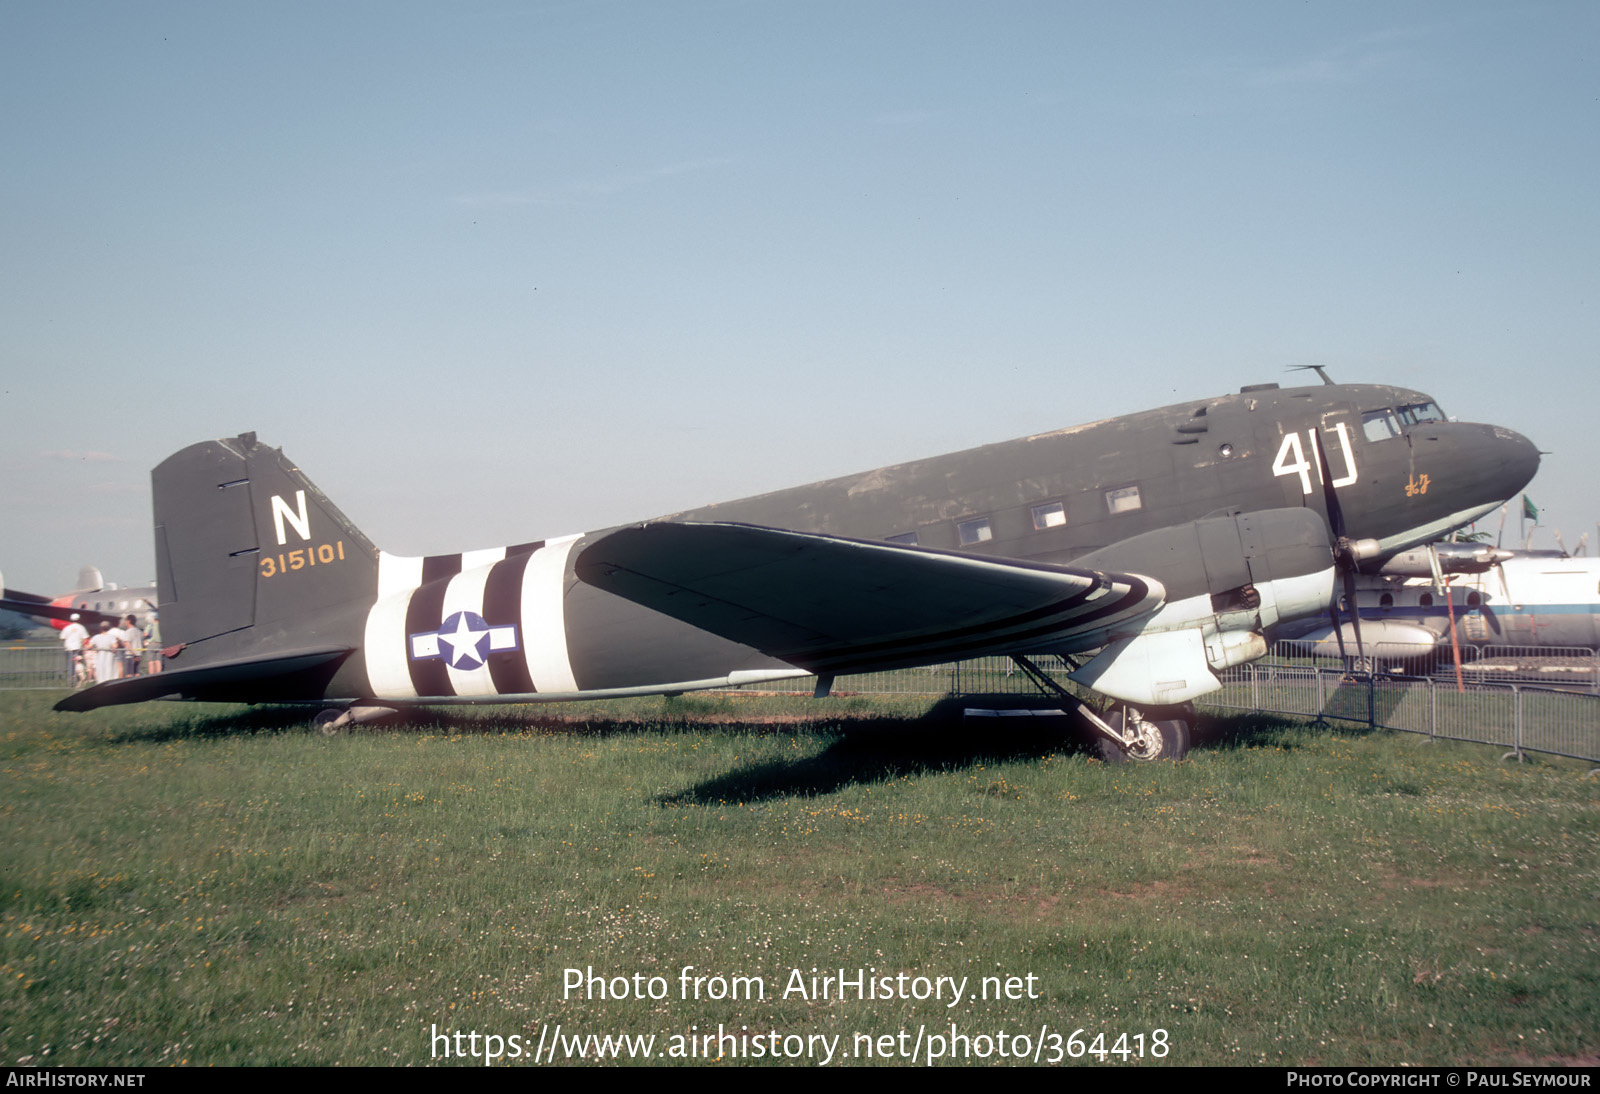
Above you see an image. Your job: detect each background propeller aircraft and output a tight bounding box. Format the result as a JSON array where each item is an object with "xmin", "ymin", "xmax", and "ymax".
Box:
[
  {"xmin": 0, "ymin": 566, "xmax": 157, "ymax": 631},
  {"xmin": 1294, "ymin": 547, "xmax": 1600, "ymax": 662},
  {"xmin": 54, "ymin": 378, "xmax": 1539, "ymax": 761}
]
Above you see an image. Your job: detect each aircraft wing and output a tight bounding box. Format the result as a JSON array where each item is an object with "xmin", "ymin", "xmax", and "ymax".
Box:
[
  {"xmin": 1, "ymin": 590, "xmax": 118, "ymax": 629},
  {"xmin": 573, "ymin": 522, "xmax": 1163, "ymax": 676},
  {"xmin": 1, "ymin": 588, "xmax": 59, "ymax": 618}
]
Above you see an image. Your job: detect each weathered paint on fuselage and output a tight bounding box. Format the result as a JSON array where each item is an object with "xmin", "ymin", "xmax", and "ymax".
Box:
[
  {"xmin": 667, "ymin": 383, "xmax": 1538, "ymax": 569},
  {"xmin": 357, "ymin": 381, "xmax": 1536, "ymax": 700}
]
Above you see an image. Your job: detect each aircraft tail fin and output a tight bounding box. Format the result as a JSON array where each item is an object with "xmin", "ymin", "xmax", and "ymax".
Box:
[{"xmin": 152, "ymin": 432, "xmax": 379, "ymax": 659}]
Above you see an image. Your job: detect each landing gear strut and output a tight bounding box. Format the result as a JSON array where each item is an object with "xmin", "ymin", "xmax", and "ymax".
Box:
[{"xmin": 1008, "ymin": 656, "xmax": 1193, "ymax": 762}]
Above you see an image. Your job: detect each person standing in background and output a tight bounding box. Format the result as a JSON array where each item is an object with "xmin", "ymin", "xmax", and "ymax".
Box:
[
  {"xmin": 61, "ymin": 613, "xmax": 89, "ymax": 685},
  {"xmin": 87, "ymin": 621, "xmax": 119, "ymax": 684},
  {"xmin": 146, "ymin": 611, "xmax": 162, "ymax": 673},
  {"xmin": 122, "ymin": 614, "xmax": 145, "ymax": 676}
]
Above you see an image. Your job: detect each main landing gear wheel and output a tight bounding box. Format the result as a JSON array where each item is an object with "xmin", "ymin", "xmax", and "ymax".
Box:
[
  {"xmin": 1094, "ymin": 710, "xmax": 1191, "ymax": 763},
  {"xmin": 313, "ymin": 708, "xmax": 345, "ymax": 737}
]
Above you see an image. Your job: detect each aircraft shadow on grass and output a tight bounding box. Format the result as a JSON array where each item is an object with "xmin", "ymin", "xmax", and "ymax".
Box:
[
  {"xmin": 105, "ymin": 704, "xmax": 327, "ymax": 744},
  {"xmin": 659, "ymin": 700, "xmax": 1343, "ymax": 805},
  {"xmin": 103, "ymin": 696, "xmax": 1363, "ymax": 797}
]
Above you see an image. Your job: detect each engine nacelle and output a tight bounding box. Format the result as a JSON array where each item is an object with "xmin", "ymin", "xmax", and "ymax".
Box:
[
  {"xmin": 1065, "ymin": 509, "xmax": 1337, "ymax": 705},
  {"xmin": 1070, "ymin": 507, "xmax": 1335, "ymax": 624},
  {"xmin": 1376, "ymin": 542, "xmax": 1512, "ymax": 578}
]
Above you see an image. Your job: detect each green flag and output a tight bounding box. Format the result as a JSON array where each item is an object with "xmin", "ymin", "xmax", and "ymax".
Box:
[{"xmin": 1522, "ymin": 495, "xmax": 1539, "ymax": 521}]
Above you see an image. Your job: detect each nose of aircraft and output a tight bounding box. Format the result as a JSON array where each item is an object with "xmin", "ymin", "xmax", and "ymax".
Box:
[
  {"xmin": 1485, "ymin": 425, "xmax": 1541, "ymax": 501},
  {"xmin": 1403, "ymin": 419, "xmax": 1539, "ymax": 519}
]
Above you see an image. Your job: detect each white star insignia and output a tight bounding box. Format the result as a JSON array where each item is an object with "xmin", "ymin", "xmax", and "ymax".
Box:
[{"xmin": 437, "ymin": 612, "xmax": 489, "ymax": 669}]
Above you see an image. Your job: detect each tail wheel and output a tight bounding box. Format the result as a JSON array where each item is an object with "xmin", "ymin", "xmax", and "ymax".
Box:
[
  {"xmin": 313, "ymin": 708, "xmax": 345, "ymax": 736},
  {"xmin": 1095, "ymin": 711, "xmax": 1190, "ymax": 763}
]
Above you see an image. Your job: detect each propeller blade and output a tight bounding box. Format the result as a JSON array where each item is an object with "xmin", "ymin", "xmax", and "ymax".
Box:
[
  {"xmin": 1312, "ymin": 424, "xmax": 1367, "ymax": 675},
  {"xmin": 1342, "ymin": 565, "xmax": 1367, "ymax": 675},
  {"xmin": 1311, "ymin": 426, "xmax": 1347, "ymax": 541},
  {"xmin": 1329, "ymin": 605, "xmax": 1350, "ymax": 664}
]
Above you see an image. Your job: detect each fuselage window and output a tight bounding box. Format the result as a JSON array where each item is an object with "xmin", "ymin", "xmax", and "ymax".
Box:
[
  {"xmin": 1362, "ymin": 409, "xmax": 1401, "ymax": 442},
  {"xmin": 1418, "ymin": 592, "xmax": 1433, "ymax": 608},
  {"xmin": 1031, "ymin": 502, "xmax": 1066, "ymax": 530},
  {"xmin": 1379, "ymin": 593, "xmax": 1394, "ymax": 610},
  {"xmin": 1104, "ymin": 486, "xmax": 1142, "ymax": 515},
  {"xmin": 886, "ymin": 532, "xmax": 918, "ymax": 546},
  {"xmin": 957, "ymin": 518, "xmax": 993, "ymax": 545},
  {"xmin": 1466, "ymin": 591, "xmax": 1481, "ymax": 607}
]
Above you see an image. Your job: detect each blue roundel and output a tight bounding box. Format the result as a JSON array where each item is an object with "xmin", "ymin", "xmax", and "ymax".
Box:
[{"xmin": 436, "ymin": 610, "xmax": 491, "ymax": 670}]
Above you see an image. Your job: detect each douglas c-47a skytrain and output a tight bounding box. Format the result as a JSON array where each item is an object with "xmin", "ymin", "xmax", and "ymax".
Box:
[{"xmin": 55, "ymin": 377, "xmax": 1540, "ymax": 761}]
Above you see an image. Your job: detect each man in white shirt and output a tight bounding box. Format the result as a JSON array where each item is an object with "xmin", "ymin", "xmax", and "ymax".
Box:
[{"xmin": 60, "ymin": 613, "xmax": 89, "ymax": 685}]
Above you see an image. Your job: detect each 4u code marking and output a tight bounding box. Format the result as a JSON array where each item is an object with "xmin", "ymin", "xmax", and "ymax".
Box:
[{"xmin": 260, "ymin": 540, "xmax": 345, "ymax": 578}]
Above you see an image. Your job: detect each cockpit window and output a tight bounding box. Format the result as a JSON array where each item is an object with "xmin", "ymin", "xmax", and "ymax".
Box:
[
  {"xmin": 1362, "ymin": 409, "xmax": 1401, "ymax": 442},
  {"xmin": 1397, "ymin": 402, "xmax": 1445, "ymax": 425}
]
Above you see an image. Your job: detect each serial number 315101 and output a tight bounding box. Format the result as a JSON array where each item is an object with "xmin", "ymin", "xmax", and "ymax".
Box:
[{"xmin": 260, "ymin": 541, "xmax": 346, "ymax": 578}]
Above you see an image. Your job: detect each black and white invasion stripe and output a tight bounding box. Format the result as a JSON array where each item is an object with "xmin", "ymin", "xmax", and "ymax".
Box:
[{"xmin": 363, "ymin": 537, "xmax": 581, "ymax": 700}]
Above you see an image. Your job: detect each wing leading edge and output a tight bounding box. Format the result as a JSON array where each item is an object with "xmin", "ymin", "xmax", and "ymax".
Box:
[{"xmin": 573, "ymin": 522, "xmax": 1164, "ymax": 676}]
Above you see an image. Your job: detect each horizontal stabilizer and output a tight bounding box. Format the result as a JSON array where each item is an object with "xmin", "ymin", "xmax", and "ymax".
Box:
[
  {"xmin": 574, "ymin": 522, "xmax": 1160, "ymax": 674},
  {"xmin": 53, "ymin": 647, "xmax": 354, "ymax": 713}
]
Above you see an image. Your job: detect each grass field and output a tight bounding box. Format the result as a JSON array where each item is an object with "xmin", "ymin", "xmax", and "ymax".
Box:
[{"xmin": 1, "ymin": 689, "xmax": 1595, "ymax": 1067}]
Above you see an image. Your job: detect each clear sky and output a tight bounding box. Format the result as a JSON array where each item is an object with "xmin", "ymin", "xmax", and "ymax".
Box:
[{"xmin": 3, "ymin": 1, "xmax": 1596, "ymax": 593}]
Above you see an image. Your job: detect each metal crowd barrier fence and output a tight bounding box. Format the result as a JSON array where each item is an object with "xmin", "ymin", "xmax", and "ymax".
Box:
[
  {"xmin": 738, "ymin": 645, "xmax": 1600, "ymax": 767},
  {"xmin": 5, "ymin": 639, "xmax": 1594, "ymax": 765},
  {"xmin": 0, "ymin": 645, "xmax": 155, "ymax": 690},
  {"xmin": 1212, "ymin": 662, "xmax": 1599, "ymax": 764},
  {"xmin": 0, "ymin": 645, "xmax": 73, "ymax": 689}
]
